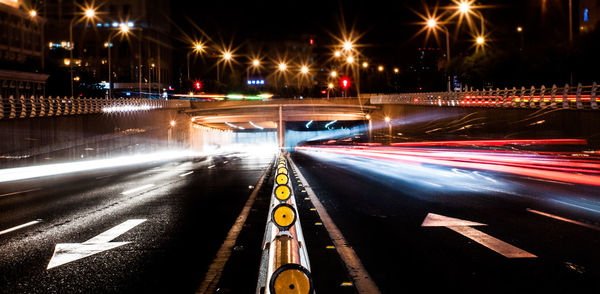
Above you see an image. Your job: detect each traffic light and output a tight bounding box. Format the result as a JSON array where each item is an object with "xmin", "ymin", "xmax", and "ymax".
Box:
[
  {"xmin": 340, "ymin": 77, "xmax": 351, "ymax": 90},
  {"xmin": 194, "ymin": 81, "xmax": 202, "ymax": 90}
]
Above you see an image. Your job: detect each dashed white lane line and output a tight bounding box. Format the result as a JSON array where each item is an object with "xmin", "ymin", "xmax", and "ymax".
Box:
[
  {"xmin": 208, "ymin": 165, "xmax": 215, "ymax": 169},
  {"xmin": 527, "ymin": 208, "xmax": 600, "ymax": 231},
  {"xmin": 121, "ymin": 184, "xmax": 155, "ymax": 195},
  {"xmin": 288, "ymin": 156, "xmax": 382, "ymax": 294},
  {"xmin": 196, "ymin": 161, "xmax": 272, "ymax": 293},
  {"xmin": 179, "ymin": 171, "xmax": 194, "ymax": 177},
  {"xmin": 0, "ymin": 188, "xmax": 41, "ymax": 198},
  {"xmin": 0, "ymin": 220, "xmax": 42, "ymax": 236}
]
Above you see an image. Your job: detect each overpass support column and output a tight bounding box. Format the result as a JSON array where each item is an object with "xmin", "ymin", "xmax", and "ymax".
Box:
[{"xmin": 278, "ymin": 105, "xmax": 285, "ymax": 149}]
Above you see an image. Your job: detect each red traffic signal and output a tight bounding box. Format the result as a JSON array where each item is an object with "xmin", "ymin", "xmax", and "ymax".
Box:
[
  {"xmin": 340, "ymin": 77, "xmax": 351, "ymax": 90},
  {"xmin": 194, "ymin": 81, "xmax": 202, "ymax": 90}
]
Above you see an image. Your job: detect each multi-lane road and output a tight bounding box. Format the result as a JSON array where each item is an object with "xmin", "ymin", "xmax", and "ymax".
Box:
[
  {"xmin": 291, "ymin": 147, "xmax": 600, "ymax": 293},
  {"xmin": 1, "ymin": 145, "xmax": 600, "ymax": 293},
  {"xmin": 0, "ymin": 151, "xmax": 274, "ymax": 293}
]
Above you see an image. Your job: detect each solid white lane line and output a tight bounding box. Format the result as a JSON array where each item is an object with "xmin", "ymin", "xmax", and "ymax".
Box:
[
  {"xmin": 0, "ymin": 220, "xmax": 41, "ymax": 236},
  {"xmin": 527, "ymin": 208, "xmax": 600, "ymax": 231},
  {"xmin": 196, "ymin": 161, "xmax": 272, "ymax": 294},
  {"xmin": 179, "ymin": 171, "xmax": 194, "ymax": 177},
  {"xmin": 288, "ymin": 156, "xmax": 381, "ymax": 294},
  {"xmin": 0, "ymin": 188, "xmax": 41, "ymax": 198},
  {"xmin": 208, "ymin": 165, "xmax": 215, "ymax": 169},
  {"xmin": 121, "ymin": 184, "xmax": 155, "ymax": 195}
]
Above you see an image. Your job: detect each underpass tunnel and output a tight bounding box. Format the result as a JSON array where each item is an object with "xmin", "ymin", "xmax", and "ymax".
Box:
[
  {"xmin": 284, "ymin": 120, "xmax": 368, "ymax": 150},
  {"xmin": 189, "ymin": 120, "xmax": 278, "ymax": 154}
]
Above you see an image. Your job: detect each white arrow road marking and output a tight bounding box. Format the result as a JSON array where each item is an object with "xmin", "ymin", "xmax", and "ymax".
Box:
[
  {"xmin": 47, "ymin": 219, "xmax": 146, "ymax": 269},
  {"xmin": 422, "ymin": 213, "xmax": 536, "ymax": 258}
]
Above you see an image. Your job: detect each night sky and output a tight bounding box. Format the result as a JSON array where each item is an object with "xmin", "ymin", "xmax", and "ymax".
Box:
[{"xmin": 171, "ymin": 0, "xmax": 576, "ymax": 63}]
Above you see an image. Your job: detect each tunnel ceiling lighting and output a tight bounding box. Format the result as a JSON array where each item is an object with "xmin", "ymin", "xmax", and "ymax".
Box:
[
  {"xmin": 325, "ymin": 120, "xmax": 338, "ymax": 128},
  {"xmin": 225, "ymin": 122, "xmax": 245, "ymax": 130},
  {"xmin": 305, "ymin": 120, "xmax": 313, "ymax": 129},
  {"xmin": 249, "ymin": 121, "xmax": 264, "ymax": 130}
]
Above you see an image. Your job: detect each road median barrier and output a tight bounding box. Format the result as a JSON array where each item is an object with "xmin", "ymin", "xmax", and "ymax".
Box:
[{"xmin": 257, "ymin": 152, "xmax": 313, "ymax": 294}]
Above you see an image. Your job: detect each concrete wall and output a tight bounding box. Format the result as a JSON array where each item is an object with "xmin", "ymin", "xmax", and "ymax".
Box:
[
  {"xmin": 367, "ymin": 105, "xmax": 600, "ymax": 147},
  {"xmin": 0, "ymin": 109, "xmax": 190, "ymax": 168}
]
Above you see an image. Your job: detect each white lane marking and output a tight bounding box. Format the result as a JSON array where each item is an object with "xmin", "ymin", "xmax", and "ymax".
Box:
[
  {"xmin": 223, "ymin": 161, "xmax": 229, "ymax": 164},
  {"xmin": 196, "ymin": 161, "xmax": 272, "ymax": 294},
  {"xmin": 288, "ymin": 156, "xmax": 382, "ymax": 294},
  {"xmin": 0, "ymin": 188, "xmax": 41, "ymax": 198},
  {"xmin": 552, "ymin": 199, "xmax": 600, "ymax": 214},
  {"xmin": 121, "ymin": 184, "xmax": 155, "ymax": 195},
  {"xmin": 208, "ymin": 165, "xmax": 215, "ymax": 169},
  {"xmin": 0, "ymin": 220, "xmax": 42, "ymax": 236},
  {"xmin": 179, "ymin": 171, "xmax": 194, "ymax": 177},
  {"xmin": 422, "ymin": 213, "xmax": 536, "ymax": 258},
  {"xmin": 47, "ymin": 219, "xmax": 146, "ymax": 269},
  {"xmin": 95, "ymin": 174, "xmax": 115, "ymax": 180},
  {"xmin": 527, "ymin": 208, "xmax": 600, "ymax": 231}
]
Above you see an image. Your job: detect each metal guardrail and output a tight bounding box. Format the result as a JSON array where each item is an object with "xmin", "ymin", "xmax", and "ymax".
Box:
[
  {"xmin": 370, "ymin": 82, "xmax": 599, "ymax": 110},
  {"xmin": 257, "ymin": 154, "xmax": 313, "ymax": 294},
  {"xmin": 0, "ymin": 95, "xmax": 190, "ymax": 119}
]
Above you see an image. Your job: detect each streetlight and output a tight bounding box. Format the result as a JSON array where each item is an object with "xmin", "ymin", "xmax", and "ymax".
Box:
[
  {"xmin": 378, "ymin": 65, "xmax": 384, "ymax": 72},
  {"xmin": 246, "ymin": 58, "xmax": 261, "ymax": 82},
  {"xmin": 385, "ymin": 116, "xmax": 392, "ymax": 143},
  {"xmin": 454, "ymin": 0, "xmax": 485, "ymax": 33},
  {"xmin": 346, "ymin": 56, "xmax": 354, "ymax": 64},
  {"xmin": 29, "ymin": 10, "xmax": 37, "ymax": 17},
  {"xmin": 107, "ymin": 24, "xmax": 132, "ymax": 99},
  {"xmin": 330, "ymin": 70, "xmax": 337, "ymax": 78},
  {"xmin": 216, "ymin": 49, "xmax": 234, "ymax": 83},
  {"xmin": 362, "ymin": 62, "xmax": 369, "ymax": 68},
  {"xmin": 343, "ymin": 41, "xmax": 354, "ymax": 52},
  {"xmin": 69, "ymin": 7, "xmax": 96, "ymax": 98},
  {"xmin": 425, "ymin": 17, "xmax": 451, "ymax": 92},
  {"xmin": 278, "ymin": 62, "xmax": 287, "ymax": 72},
  {"xmin": 187, "ymin": 41, "xmax": 205, "ymax": 79},
  {"xmin": 334, "ymin": 50, "xmax": 342, "ymax": 58},
  {"xmin": 476, "ymin": 36, "xmax": 485, "ymax": 45},
  {"xmin": 327, "ymin": 83, "xmax": 334, "ymax": 99}
]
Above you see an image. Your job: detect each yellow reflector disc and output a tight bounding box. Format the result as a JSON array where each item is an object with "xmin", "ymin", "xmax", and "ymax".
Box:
[
  {"xmin": 272, "ymin": 205, "xmax": 295, "ymax": 228},
  {"xmin": 278, "ymin": 167, "xmax": 288, "ymax": 175},
  {"xmin": 272, "ymin": 268, "xmax": 311, "ymax": 294},
  {"xmin": 275, "ymin": 185, "xmax": 291, "ymax": 201},
  {"xmin": 276, "ymin": 174, "xmax": 289, "ymax": 185}
]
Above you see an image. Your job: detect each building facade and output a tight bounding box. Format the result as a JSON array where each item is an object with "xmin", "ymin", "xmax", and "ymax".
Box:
[
  {"xmin": 0, "ymin": 0, "xmax": 48, "ymax": 98},
  {"xmin": 42, "ymin": 0, "xmax": 173, "ymax": 98}
]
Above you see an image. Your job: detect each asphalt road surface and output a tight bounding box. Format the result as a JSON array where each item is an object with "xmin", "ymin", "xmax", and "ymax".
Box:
[
  {"xmin": 291, "ymin": 150, "xmax": 600, "ymax": 293},
  {"xmin": 0, "ymin": 152, "xmax": 272, "ymax": 294}
]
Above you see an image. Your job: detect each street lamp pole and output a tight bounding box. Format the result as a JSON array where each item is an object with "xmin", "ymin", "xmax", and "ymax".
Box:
[{"xmin": 69, "ymin": 17, "xmax": 77, "ymax": 98}]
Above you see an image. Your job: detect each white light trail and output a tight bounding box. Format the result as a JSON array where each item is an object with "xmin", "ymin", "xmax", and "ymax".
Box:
[
  {"xmin": 305, "ymin": 120, "xmax": 313, "ymax": 128},
  {"xmin": 325, "ymin": 120, "xmax": 338, "ymax": 128},
  {"xmin": 0, "ymin": 150, "xmax": 197, "ymax": 183},
  {"xmin": 102, "ymin": 105, "xmax": 157, "ymax": 113}
]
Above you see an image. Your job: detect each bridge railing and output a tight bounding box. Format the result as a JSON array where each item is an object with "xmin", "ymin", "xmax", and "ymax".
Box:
[
  {"xmin": 0, "ymin": 96, "xmax": 191, "ymax": 119},
  {"xmin": 370, "ymin": 82, "xmax": 599, "ymax": 110}
]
